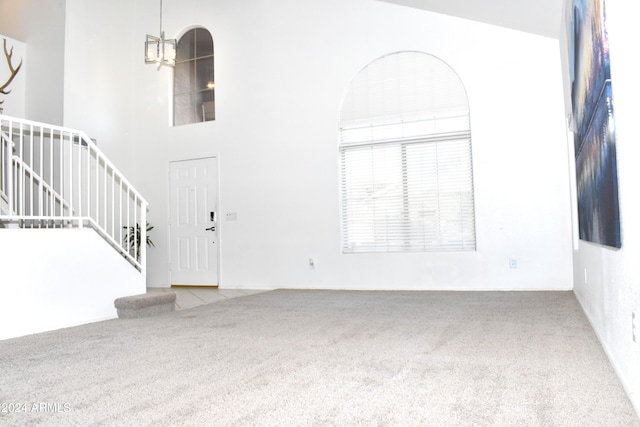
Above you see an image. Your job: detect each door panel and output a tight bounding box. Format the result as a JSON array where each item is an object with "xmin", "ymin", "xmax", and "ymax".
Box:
[{"xmin": 169, "ymin": 158, "xmax": 219, "ymax": 286}]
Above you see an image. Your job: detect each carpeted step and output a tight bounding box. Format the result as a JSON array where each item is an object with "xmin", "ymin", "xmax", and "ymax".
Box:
[{"xmin": 114, "ymin": 292, "xmax": 176, "ymax": 319}]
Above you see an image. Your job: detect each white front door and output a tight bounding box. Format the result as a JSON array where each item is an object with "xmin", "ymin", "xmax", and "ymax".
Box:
[{"xmin": 169, "ymin": 157, "xmax": 219, "ymax": 286}]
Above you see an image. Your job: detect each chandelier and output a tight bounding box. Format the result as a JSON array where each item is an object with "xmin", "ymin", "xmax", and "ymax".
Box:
[{"xmin": 145, "ymin": 0, "xmax": 176, "ymax": 67}]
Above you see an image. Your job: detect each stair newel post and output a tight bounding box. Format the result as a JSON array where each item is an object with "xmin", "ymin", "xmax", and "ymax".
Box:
[{"xmin": 140, "ymin": 202, "xmax": 147, "ymax": 277}]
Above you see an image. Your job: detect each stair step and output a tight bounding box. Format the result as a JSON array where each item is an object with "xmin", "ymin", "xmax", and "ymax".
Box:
[{"xmin": 114, "ymin": 292, "xmax": 176, "ymax": 318}]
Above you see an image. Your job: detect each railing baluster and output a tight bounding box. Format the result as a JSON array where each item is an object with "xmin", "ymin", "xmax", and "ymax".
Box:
[
  {"xmin": 126, "ymin": 186, "xmax": 131, "ymax": 257},
  {"xmin": 77, "ymin": 134, "xmax": 81, "ymax": 220},
  {"xmin": 50, "ymin": 128, "xmax": 54, "ymax": 220},
  {"xmin": 87, "ymin": 137, "xmax": 91, "ymax": 220},
  {"xmin": 19, "ymin": 122, "xmax": 24, "ymax": 217},
  {"xmin": 66, "ymin": 131, "xmax": 71, "ymax": 224},
  {"xmin": 111, "ymin": 169, "xmax": 115, "ymax": 238},
  {"xmin": 58, "ymin": 129, "xmax": 62, "ymax": 218},
  {"xmin": 103, "ymin": 164, "xmax": 107, "ymax": 232},
  {"xmin": 133, "ymin": 200, "xmax": 138, "ymax": 264},
  {"xmin": 95, "ymin": 150, "xmax": 99, "ymax": 225},
  {"xmin": 28, "ymin": 124, "xmax": 33, "ymax": 222},
  {"xmin": 7, "ymin": 119, "xmax": 13, "ymax": 214},
  {"xmin": 119, "ymin": 179, "xmax": 123, "ymax": 250},
  {"xmin": 38, "ymin": 125, "xmax": 43, "ymax": 221}
]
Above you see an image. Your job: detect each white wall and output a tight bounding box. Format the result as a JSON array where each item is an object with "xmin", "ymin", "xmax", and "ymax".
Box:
[
  {"xmin": 63, "ymin": 0, "xmax": 138, "ymax": 177},
  {"xmin": 123, "ymin": 0, "xmax": 573, "ymax": 291},
  {"xmin": 0, "ymin": 0, "xmax": 65, "ymax": 124},
  {"xmin": 0, "ymin": 229, "xmax": 146, "ymax": 341},
  {"xmin": 560, "ymin": 0, "xmax": 640, "ymax": 413}
]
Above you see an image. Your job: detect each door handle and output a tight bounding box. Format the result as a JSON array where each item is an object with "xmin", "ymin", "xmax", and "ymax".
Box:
[{"xmin": 205, "ymin": 226, "xmax": 216, "ymax": 232}]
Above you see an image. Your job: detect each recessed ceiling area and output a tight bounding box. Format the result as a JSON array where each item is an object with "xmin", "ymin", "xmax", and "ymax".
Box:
[{"xmin": 378, "ymin": 0, "xmax": 565, "ymax": 39}]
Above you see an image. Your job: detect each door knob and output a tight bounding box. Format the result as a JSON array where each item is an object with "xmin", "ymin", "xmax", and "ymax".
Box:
[{"xmin": 205, "ymin": 226, "xmax": 216, "ymax": 231}]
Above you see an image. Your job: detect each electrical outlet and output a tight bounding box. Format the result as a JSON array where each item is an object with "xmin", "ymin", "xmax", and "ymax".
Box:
[
  {"xmin": 633, "ymin": 312, "xmax": 636, "ymax": 343},
  {"xmin": 509, "ymin": 257, "xmax": 518, "ymax": 269},
  {"xmin": 309, "ymin": 258, "xmax": 315, "ymax": 270}
]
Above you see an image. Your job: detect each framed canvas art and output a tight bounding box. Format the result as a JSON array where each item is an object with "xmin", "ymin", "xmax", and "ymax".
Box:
[{"xmin": 569, "ymin": 0, "xmax": 621, "ymax": 248}]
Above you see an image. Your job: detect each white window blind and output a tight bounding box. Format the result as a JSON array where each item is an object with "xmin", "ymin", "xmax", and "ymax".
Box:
[{"xmin": 339, "ymin": 52, "xmax": 475, "ymax": 253}]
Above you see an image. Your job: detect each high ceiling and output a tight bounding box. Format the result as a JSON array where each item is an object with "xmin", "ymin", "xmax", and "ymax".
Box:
[{"xmin": 379, "ymin": 0, "xmax": 566, "ymax": 39}]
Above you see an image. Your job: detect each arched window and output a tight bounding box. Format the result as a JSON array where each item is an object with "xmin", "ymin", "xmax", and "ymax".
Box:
[
  {"xmin": 173, "ymin": 28, "xmax": 214, "ymax": 126},
  {"xmin": 339, "ymin": 51, "xmax": 475, "ymax": 253}
]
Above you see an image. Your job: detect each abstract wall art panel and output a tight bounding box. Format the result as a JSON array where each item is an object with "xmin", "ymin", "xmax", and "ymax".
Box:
[{"xmin": 569, "ymin": 0, "xmax": 621, "ymax": 248}]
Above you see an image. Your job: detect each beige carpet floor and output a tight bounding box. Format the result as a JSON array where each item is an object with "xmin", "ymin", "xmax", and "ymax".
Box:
[{"xmin": 0, "ymin": 290, "xmax": 638, "ymax": 426}]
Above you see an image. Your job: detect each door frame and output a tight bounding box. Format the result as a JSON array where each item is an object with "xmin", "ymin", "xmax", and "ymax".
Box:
[{"xmin": 167, "ymin": 155, "xmax": 222, "ymax": 287}]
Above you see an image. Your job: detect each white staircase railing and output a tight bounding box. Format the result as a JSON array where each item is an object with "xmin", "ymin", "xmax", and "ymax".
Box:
[{"xmin": 0, "ymin": 114, "xmax": 148, "ymax": 273}]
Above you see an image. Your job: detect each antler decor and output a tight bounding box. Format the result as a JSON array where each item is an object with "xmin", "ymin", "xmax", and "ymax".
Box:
[{"xmin": 0, "ymin": 38, "xmax": 23, "ymax": 110}]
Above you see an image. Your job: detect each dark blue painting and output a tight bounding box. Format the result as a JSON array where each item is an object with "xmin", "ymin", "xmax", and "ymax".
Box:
[{"xmin": 570, "ymin": 0, "xmax": 621, "ymax": 248}]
